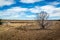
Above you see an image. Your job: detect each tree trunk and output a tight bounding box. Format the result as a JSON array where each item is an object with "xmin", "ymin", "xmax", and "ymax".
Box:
[{"xmin": 41, "ymin": 19, "xmax": 45, "ymax": 29}]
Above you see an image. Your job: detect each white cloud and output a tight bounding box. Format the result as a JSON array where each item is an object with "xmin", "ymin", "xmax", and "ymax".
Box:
[
  {"xmin": 29, "ymin": 5, "xmax": 60, "ymax": 19},
  {"xmin": 0, "ymin": 0, "xmax": 14, "ymax": 6},
  {"xmin": 40, "ymin": 5, "xmax": 60, "ymax": 17},
  {"xmin": 29, "ymin": 5, "xmax": 55, "ymax": 14},
  {"xmin": 0, "ymin": 5, "xmax": 60, "ymax": 20},
  {"xmin": 26, "ymin": 15, "xmax": 36, "ymax": 17},
  {"xmin": 26, "ymin": 15, "xmax": 36, "ymax": 20},
  {"xmin": 29, "ymin": 6, "xmax": 41, "ymax": 13},
  {"xmin": 20, "ymin": 0, "xmax": 43, "ymax": 3},
  {"xmin": 49, "ymin": 1, "xmax": 60, "ymax": 6},
  {"xmin": 6, "ymin": 7, "xmax": 28, "ymax": 12},
  {"xmin": 29, "ymin": 5, "xmax": 54, "ymax": 13},
  {"xmin": 0, "ymin": 7, "xmax": 27, "ymax": 19},
  {"xmin": 0, "ymin": 7, "xmax": 36, "ymax": 20}
]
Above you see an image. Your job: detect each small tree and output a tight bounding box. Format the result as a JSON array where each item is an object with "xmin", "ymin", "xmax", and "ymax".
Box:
[
  {"xmin": 0, "ymin": 19, "xmax": 2, "ymax": 25},
  {"xmin": 37, "ymin": 11, "xmax": 49, "ymax": 29}
]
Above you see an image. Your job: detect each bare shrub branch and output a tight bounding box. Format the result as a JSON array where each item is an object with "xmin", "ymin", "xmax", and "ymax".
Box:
[{"xmin": 37, "ymin": 11, "xmax": 49, "ymax": 29}]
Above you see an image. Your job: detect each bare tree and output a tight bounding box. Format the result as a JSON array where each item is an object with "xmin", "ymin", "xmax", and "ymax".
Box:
[{"xmin": 37, "ymin": 11, "xmax": 49, "ymax": 29}]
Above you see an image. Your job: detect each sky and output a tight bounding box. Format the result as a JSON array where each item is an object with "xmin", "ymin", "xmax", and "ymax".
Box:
[{"xmin": 0, "ymin": 0, "xmax": 60, "ymax": 20}]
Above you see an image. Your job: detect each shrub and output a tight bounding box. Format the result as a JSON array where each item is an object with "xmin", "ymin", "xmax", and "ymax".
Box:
[{"xmin": 0, "ymin": 19, "xmax": 2, "ymax": 25}]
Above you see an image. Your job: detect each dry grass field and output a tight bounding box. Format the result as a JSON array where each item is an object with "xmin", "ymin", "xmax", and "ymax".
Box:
[{"xmin": 0, "ymin": 20, "xmax": 60, "ymax": 40}]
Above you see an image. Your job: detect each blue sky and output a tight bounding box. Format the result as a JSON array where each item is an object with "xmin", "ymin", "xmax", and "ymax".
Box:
[{"xmin": 0, "ymin": 0, "xmax": 60, "ymax": 20}]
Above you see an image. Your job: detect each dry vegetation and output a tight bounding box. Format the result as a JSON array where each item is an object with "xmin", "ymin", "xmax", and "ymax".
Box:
[{"xmin": 0, "ymin": 20, "xmax": 60, "ymax": 40}]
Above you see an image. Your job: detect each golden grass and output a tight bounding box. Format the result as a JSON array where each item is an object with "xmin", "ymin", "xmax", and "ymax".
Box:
[{"xmin": 0, "ymin": 21, "xmax": 60, "ymax": 40}]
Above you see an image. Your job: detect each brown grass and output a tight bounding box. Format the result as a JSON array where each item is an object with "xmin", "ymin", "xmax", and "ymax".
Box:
[{"xmin": 0, "ymin": 20, "xmax": 60, "ymax": 40}]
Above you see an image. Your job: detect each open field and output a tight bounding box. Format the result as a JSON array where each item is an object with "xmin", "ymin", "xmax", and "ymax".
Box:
[{"xmin": 0, "ymin": 20, "xmax": 60, "ymax": 40}]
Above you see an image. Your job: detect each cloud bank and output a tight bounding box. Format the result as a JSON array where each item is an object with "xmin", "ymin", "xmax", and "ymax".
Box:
[
  {"xmin": 0, "ymin": 5, "xmax": 60, "ymax": 20},
  {"xmin": 0, "ymin": 0, "xmax": 60, "ymax": 20}
]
